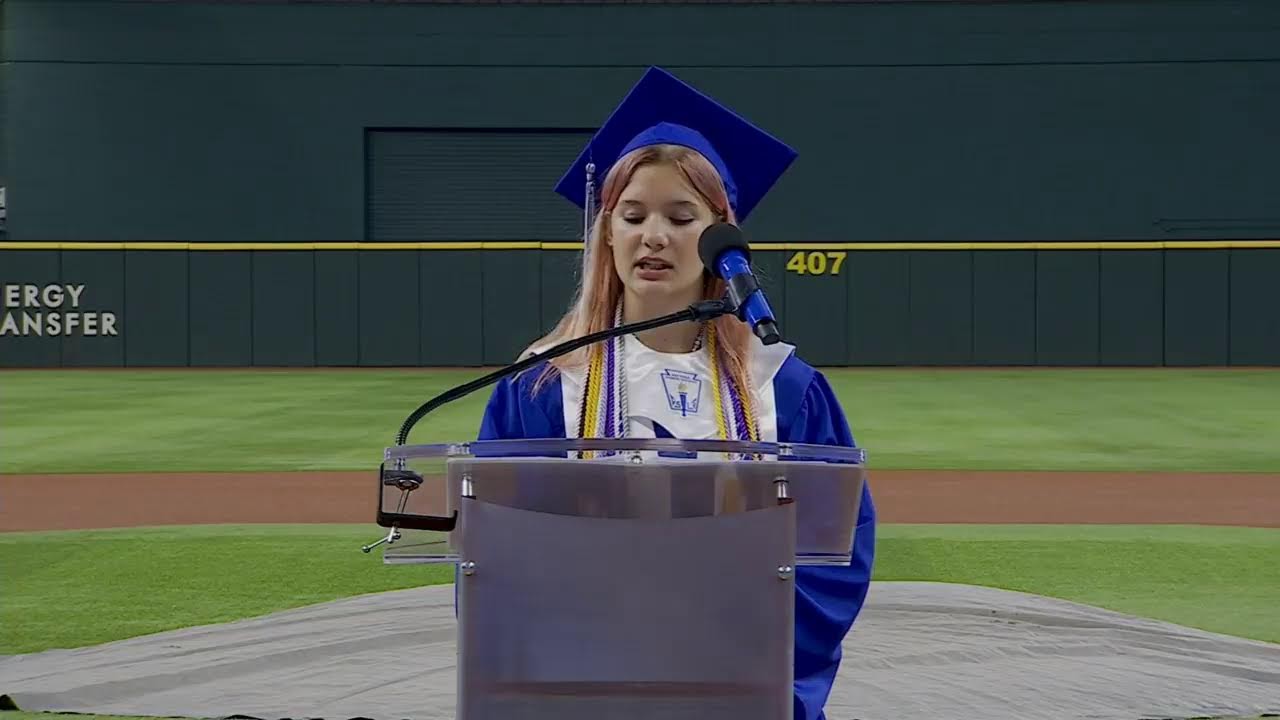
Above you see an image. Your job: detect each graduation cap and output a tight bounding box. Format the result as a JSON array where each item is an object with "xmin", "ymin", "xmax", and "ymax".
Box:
[{"xmin": 554, "ymin": 66, "xmax": 798, "ymax": 225}]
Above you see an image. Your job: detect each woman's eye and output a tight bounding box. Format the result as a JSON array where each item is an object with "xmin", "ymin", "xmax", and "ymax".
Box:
[
  {"xmin": 623, "ymin": 216, "xmax": 644, "ymax": 225},
  {"xmin": 671, "ymin": 217, "xmax": 694, "ymax": 226}
]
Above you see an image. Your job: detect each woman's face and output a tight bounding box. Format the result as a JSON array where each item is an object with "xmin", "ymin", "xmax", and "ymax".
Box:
[{"xmin": 609, "ymin": 162, "xmax": 717, "ymax": 306}]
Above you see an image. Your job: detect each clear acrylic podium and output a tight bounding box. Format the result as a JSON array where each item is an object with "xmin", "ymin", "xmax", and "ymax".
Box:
[{"xmin": 371, "ymin": 437, "xmax": 866, "ymax": 720}]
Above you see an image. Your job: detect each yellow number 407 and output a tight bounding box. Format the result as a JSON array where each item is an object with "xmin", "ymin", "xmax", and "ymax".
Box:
[{"xmin": 786, "ymin": 251, "xmax": 847, "ymax": 275}]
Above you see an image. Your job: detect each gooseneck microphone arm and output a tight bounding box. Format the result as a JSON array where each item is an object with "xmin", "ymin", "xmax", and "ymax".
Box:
[
  {"xmin": 393, "ymin": 298, "xmax": 733, "ymax": 447},
  {"xmin": 364, "ymin": 295, "xmax": 736, "ymax": 549}
]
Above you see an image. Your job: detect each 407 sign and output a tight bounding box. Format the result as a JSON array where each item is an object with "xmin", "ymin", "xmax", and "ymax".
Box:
[{"xmin": 785, "ymin": 250, "xmax": 847, "ymax": 276}]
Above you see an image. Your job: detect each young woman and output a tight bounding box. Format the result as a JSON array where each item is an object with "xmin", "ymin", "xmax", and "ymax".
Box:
[{"xmin": 476, "ymin": 67, "xmax": 876, "ymax": 720}]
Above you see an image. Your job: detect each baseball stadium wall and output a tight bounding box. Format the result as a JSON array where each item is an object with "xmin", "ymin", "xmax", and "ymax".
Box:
[{"xmin": 2, "ymin": 0, "xmax": 1278, "ymax": 369}]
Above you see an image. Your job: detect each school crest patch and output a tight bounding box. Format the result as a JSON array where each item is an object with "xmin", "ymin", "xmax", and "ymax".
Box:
[{"xmin": 660, "ymin": 369, "xmax": 702, "ymax": 417}]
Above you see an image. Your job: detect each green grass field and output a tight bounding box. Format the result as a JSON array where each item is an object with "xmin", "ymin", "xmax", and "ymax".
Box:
[
  {"xmin": 2, "ymin": 367, "xmax": 1278, "ymax": 679},
  {"xmin": 2, "ymin": 523, "xmax": 1277, "ymax": 656},
  {"xmin": 2, "ymin": 368, "xmax": 1278, "ymax": 473}
]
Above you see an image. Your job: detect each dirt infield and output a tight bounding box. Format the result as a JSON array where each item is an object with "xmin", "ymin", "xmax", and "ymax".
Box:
[{"xmin": 2, "ymin": 470, "xmax": 1277, "ymax": 532}]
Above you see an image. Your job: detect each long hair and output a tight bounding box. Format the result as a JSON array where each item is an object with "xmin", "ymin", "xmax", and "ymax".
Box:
[{"xmin": 525, "ymin": 144, "xmax": 757, "ymax": 408}]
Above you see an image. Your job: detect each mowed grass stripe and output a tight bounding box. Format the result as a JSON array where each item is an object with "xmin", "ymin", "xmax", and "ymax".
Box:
[
  {"xmin": 2, "ymin": 524, "xmax": 1276, "ymax": 655},
  {"xmin": 0, "ymin": 524, "xmax": 450, "ymax": 656},
  {"xmin": 2, "ymin": 368, "xmax": 1278, "ymax": 473}
]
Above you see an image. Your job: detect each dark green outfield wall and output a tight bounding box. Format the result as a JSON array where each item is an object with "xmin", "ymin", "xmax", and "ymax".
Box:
[
  {"xmin": 4, "ymin": 246, "xmax": 1278, "ymax": 367},
  {"xmin": 2, "ymin": 0, "xmax": 1279, "ymax": 367}
]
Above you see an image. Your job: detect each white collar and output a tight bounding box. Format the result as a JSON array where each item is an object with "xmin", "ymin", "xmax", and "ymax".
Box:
[{"xmin": 527, "ymin": 330, "xmax": 793, "ymax": 386}]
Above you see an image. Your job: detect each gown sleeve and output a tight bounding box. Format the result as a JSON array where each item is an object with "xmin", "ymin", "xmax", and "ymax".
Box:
[
  {"xmin": 476, "ymin": 364, "xmax": 566, "ymax": 441},
  {"xmin": 779, "ymin": 367, "xmax": 877, "ymax": 720}
]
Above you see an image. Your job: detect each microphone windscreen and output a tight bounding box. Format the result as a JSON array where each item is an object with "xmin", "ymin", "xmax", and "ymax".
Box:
[{"xmin": 697, "ymin": 223, "xmax": 750, "ymax": 273}]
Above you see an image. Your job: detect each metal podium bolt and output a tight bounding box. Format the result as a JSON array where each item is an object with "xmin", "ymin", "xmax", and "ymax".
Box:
[
  {"xmin": 774, "ymin": 476, "xmax": 790, "ymax": 500},
  {"xmin": 461, "ymin": 561, "xmax": 477, "ymax": 576},
  {"xmin": 777, "ymin": 565, "xmax": 794, "ymax": 580}
]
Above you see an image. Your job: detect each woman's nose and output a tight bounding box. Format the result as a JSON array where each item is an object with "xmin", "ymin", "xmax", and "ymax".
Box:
[{"xmin": 642, "ymin": 227, "xmax": 669, "ymax": 249}]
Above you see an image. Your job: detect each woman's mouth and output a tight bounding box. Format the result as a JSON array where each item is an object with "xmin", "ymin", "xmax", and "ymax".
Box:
[{"xmin": 635, "ymin": 258, "xmax": 673, "ymax": 280}]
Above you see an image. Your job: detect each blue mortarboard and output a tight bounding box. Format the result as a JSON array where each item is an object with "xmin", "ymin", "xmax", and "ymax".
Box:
[{"xmin": 554, "ymin": 67, "xmax": 798, "ymax": 223}]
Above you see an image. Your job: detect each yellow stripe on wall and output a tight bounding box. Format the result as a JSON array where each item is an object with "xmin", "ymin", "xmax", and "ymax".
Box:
[
  {"xmin": 748, "ymin": 240, "xmax": 1280, "ymax": 251},
  {"xmin": 0, "ymin": 241, "xmax": 546, "ymax": 251},
  {"xmin": 2, "ymin": 240, "xmax": 1279, "ymax": 251}
]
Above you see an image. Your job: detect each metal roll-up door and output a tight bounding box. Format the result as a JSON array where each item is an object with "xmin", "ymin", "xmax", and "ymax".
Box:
[{"xmin": 366, "ymin": 129, "xmax": 590, "ymax": 242}]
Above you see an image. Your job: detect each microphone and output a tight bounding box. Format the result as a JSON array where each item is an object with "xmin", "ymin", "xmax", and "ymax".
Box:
[{"xmin": 698, "ymin": 223, "xmax": 782, "ymax": 345}]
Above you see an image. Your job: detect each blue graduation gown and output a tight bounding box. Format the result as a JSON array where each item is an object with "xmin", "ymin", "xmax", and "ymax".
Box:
[{"xmin": 477, "ymin": 354, "xmax": 876, "ymax": 720}]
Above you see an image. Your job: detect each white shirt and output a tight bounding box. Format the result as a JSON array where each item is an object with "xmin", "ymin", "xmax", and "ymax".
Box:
[{"xmin": 558, "ymin": 334, "xmax": 794, "ymax": 444}]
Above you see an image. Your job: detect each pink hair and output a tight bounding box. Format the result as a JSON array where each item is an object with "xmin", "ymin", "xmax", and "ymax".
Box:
[{"xmin": 525, "ymin": 144, "xmax": 756, "ymax": 401}]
